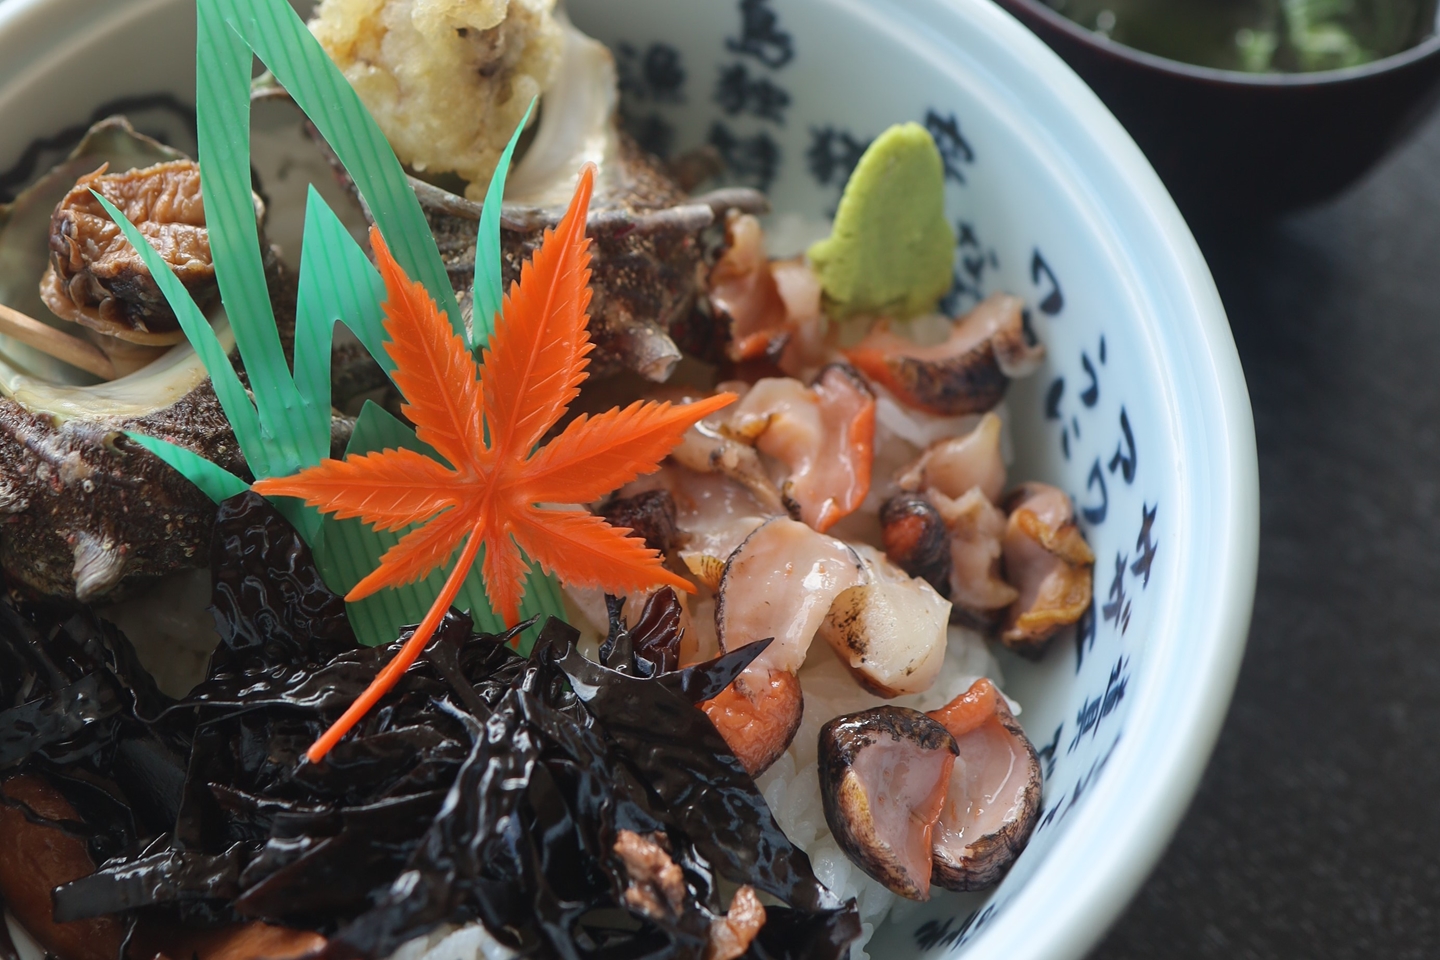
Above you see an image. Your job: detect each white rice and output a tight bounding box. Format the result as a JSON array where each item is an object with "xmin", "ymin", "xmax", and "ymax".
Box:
[
  {"xmin": 385, "ymin": 922, "xmax": 518, "ymax": 960},
  {"xmin": 756, "ymin": 626, "xmax": 1006, "ymax": 958}
]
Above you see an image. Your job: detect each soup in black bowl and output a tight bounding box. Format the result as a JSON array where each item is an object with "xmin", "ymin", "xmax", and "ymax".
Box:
[{"xmin": 998, "ymin": 0, "xmax": 1440, "ymax": 222}]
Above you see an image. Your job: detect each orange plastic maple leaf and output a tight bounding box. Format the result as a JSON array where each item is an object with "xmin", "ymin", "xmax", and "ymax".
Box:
[{"xmin": 254, "ymin": 164, "xmax": 734, "ymax": 761}]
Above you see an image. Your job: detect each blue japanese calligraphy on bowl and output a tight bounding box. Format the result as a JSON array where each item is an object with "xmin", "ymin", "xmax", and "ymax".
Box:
[
  {"xmin": 566, "ymin": 3, "xmax": 1259, "ymax": 953},
  {"xmin": 553, "ymin": 0, "xmax": 1261, "ymax": 955},
  {"xmin": 0, "ymin": 0, "xmax": 1260, "ymax": 958}
]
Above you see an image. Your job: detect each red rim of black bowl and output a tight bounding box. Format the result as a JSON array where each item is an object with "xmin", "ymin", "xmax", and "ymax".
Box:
[{"xmin": 1003, "ymin": 0, "xmax": 1440, "ymax": 85}]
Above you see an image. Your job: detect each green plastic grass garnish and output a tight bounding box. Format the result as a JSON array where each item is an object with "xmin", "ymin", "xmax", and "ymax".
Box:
[{"xmin": 107, "ymin": 0, "xmax": 562, "ymax": 646}]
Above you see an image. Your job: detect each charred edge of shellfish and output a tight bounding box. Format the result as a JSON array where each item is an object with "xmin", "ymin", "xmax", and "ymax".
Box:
[{"xmin": 930, "ymin": 699, "xmax": 1043, "ymax": 892}]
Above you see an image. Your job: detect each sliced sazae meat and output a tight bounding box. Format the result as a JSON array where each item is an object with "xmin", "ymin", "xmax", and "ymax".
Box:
[
  {"xmin": 896, "ymin": 410, "xmax": 1006, "ymax": 503},
  {"xmin": 726, "ymin": 365, "xmax": 875, "ymax": 533},
  {"xmin": 614, "ymin": 461, "xmax": 777, "ymax": 592},
  {"xmin": 670, "ymin": 390, "xmax": 787, "ymax": 517},
  {"xmin": 706, "ymin": 518, "xmax": 864, "ymax": 774},
  {"xmin": 707, "ymin": 211, "xmax": 823, "ymax": 369},
  {"xmin": 1000, "ymin": 482, "xmax": 1095, "ymax": 657},
  {"xmin": 887, "ymin": 409, "xmax": 1017, "ymax": 628},
  {"xmin": 926, "ymin": 678, "xmax": 1042, "ymax": 890},
  {"xmin": 882, "ymin": 486, "xmax": 1016, "ymax": 632},
  {"xmin": 715, "ymin": 518, "xmax": 866, "ymax": 678},
  {"xmin": 708, "ymin": 211, "xmax": 787, "ymax": 363},
  {"xmin": 846, "ymin": 294, "xmax": 1044, "ymax": 416},
  {"xmin": 818, "ymin": 545, "xmax": 950, "ymax": 698},
  {"xmin": 879, "ymin": 492, "xmax": 951, "ymax": 594},
  {"xmin": 818, "ymin": 706, "xmax": 958, "ymax": 900},
  {"xmin": 931, "ymin": 487, "xmax": 1019, "ymax": 630},
  {"xmin": 701, "ymin": 667, "xmax": 806, "ymax": 778}
]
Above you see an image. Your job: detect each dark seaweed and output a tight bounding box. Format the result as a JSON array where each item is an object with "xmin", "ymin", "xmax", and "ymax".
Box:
[
  {"xmin": 54, "ymin": 840, "xmax": 245, "ymax": 922},
  {"xmin": 597, "ymin": 589, "xmax": 684, "ymax": 677},
  {"xmin": 0, "ymin": 584, "xmax": 187, "ymax": 868},
  {"xmin": 551, "ymin": 643, "xmax": 841, "ymax": 915},
  {"xmin": 747, "ymin": 907, "xmax": 862, "ymax": 960},
  {"xmin": 12, "ymin": 493, "xmax": 858, "ymax": 959},
  {"xmin": 0, "ymin": 600, "xmax": 173, "ymax": 772},
  {"xmin": 208, "ymin": 491, "xmax": 358, "ymax": 666}
]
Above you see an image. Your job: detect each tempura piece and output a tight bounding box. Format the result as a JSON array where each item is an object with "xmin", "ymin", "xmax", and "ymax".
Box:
[{"xmin": 309, "ymin": 0, "xmax": 563, "ymax": 198}]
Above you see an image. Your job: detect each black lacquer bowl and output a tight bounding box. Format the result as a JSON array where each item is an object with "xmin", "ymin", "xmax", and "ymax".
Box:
[{"xmin": 995, "ymin": 0, "xmax": 1440, "ymax": 223}]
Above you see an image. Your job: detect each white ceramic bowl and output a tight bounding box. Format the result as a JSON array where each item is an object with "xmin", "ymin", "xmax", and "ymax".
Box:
[{"xmin": 0, "ymin": 1, "xmax": 1259, "ymax": 959}]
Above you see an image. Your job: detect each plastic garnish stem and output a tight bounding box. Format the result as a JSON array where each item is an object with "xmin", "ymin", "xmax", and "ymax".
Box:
[{"xmin": 305, "ymin": 520, "xmax": 486, "ymax": 763}]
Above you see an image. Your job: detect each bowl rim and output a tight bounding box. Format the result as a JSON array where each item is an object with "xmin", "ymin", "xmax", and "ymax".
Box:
[
  {"xmin": 0, "ymin": 1, "xmax": 1262, "ymax": 959},
  {"xmin": 1001, "ymin": 0, "xmax": 1440, "ymax": 87}
]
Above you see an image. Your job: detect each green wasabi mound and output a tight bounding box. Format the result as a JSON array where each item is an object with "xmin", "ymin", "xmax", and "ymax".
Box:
[{"xmin": 807, "ymin": 121, "xmax": 956, "ymax": 320}]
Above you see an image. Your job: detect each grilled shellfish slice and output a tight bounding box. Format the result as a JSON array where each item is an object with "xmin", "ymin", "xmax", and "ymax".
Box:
[
  {"xmin": 846, "ymin": 294, "xmax": 1045, "ymax": 416},
  {"xmin": 1000, "ymin": 482, "xmax": 1096, "ymax": 657},
  {"xmin": 43, "ymin": 159, "xmax": 222, "ymax": 347},
  {"xmin": 818, "ymin": 706, "xmax": 958, "ymax": 900},
  {"xmin": 926, "ymin": 678, "xmax": 1043, "ymax": 891}
]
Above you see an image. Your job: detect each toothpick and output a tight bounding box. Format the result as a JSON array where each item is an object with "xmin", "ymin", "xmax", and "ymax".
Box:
[{"xmin": 0, "ymin": 303, "xmax": 118, "ymax": 380}]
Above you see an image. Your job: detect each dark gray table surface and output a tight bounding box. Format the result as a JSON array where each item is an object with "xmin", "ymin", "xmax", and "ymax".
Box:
[{"xmin": 1089, "ymin": 105, "xmax": 1440, "ymax": 959}]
